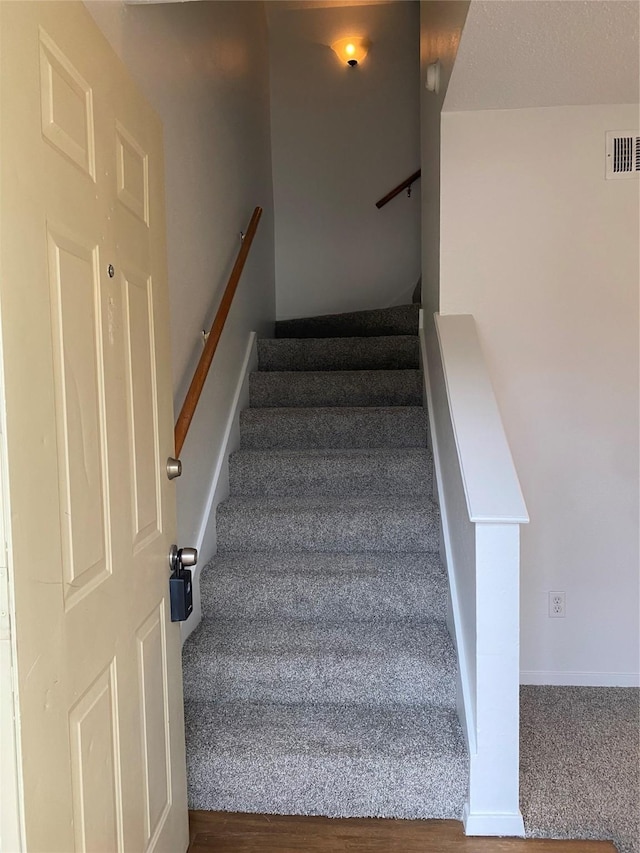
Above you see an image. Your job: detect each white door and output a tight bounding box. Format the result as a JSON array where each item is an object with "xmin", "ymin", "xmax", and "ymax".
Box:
[{"xmin": 0, "ymin": 2, "xmax": 189, "ymax": 851}]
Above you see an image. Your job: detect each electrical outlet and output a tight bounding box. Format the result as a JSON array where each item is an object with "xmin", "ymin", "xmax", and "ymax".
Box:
[{"xmin": 549, "ymin": 591, "xmax": 566, "ymax": 618}]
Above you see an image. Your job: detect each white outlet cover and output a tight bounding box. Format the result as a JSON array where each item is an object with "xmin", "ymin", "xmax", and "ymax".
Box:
[{"xmin": 548, "ymin": 591, "xmax": 566, "ymax": 618}]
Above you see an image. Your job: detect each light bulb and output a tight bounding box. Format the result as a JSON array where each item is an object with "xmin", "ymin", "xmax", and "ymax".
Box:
[{"xmin": 331, "ymin": 37, "xmax": 369, "ymax": 67}]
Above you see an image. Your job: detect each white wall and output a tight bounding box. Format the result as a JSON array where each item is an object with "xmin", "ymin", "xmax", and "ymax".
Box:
[
  {"xmin": 84, "ymin": 1, "xmax": 276, "ymax": 629},
  {"xmin": 419, "ymin": 0, "xmax": 469, "ymax": 319},
  {"xmin": 440, "ymin": 104, "xmax": 640, "ymax": 683},
  {"xmin": 268, "ymin": 1, "xmax": 420, "ymax": 320}
]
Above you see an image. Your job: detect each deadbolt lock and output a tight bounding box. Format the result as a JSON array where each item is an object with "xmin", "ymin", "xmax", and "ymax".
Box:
[{"xmin": 169, "ymin": 544, "xmax": 198, "ymax": 574}]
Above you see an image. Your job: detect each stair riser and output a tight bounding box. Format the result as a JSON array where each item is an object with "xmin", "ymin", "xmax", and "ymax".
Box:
[
  {"xmin": 185, "ymin": 701, "xmax": 468, "ymax": 820},
  {"xmin": 250, "ymin": 370, "xmax": 422, "ymax": 409},
  {"xmin": 228, "ymin": 451, "xmax": 433, "ymax": 498},
  {"xmin": 216, "ymin": 504, "xmax": 440, "ymax": 553},
  {"xmin": 183, "ymin": 654, "xmax": 456, "ymax": 707},
  {"xmin": 187, "ymin": 753, "xmax": 468, "ymax": 820},
  {"xmin": 201, "ymin": 572, "xmax": 447, "ymax": 622},
  {"xmin": 184, "ymin": 698, "xmax": 468, "ymax": 818},
  {"xmin": 258, "ymin": 336, "xmax": 420, "ymax": 372},
  {"xmin": 240, "ymin": 408, "xmax": 428, "ymax": 450},
  {"xmin": 186, "ymin": 751, "xmax": 467, "ymax": 819},
  {"xmin": 275, "ymin": 305, "xmax": 419, "ymax": 339}
]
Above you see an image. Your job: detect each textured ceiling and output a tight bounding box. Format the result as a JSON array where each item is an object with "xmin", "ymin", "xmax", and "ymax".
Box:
[
  {"xmin": 268, "ymin": 0, "xmax": 400, "ymax": 9},
  {"xmin": 126, "ymin": 1, "xmax": 404, "ymax": 8},
  {"xmin": 445, "ymin": 0, "xmax": 639, "ymax": 111}
]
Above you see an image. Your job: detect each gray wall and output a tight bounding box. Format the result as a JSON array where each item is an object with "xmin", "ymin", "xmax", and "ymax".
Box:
[{"xmin": 269, "ymin": 1, "xmax": 420, "ymax": 320}]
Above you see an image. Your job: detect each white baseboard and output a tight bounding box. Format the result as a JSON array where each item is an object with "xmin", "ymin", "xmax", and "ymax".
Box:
[
  {"xmin": 194, "ymin": 331, "xmax": 258, "ymax": 557},
  {"xmin": 521, "ymin": 670, "xmax": 640, "ymax": 687},
  {"xmin": 463, "ymin": 804, "xmax": 525, "ymax": 837},
  {"xmin": 181, "ymin": 331, "xmax": 257, "ymax": 643}
]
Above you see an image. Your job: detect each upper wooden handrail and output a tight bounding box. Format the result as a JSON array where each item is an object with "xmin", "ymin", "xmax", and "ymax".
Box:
[
  {"xmin": 375, "ymin": 169, "xmax": 421, "ymax": 209},
  {"xmin": 174, "ymin": 206, "xmax": 263, "ymax": 457}
]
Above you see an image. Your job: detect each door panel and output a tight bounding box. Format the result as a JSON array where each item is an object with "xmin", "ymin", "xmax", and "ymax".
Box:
[
  {"xmin": 136, "ymin": 605, "xmax": 172, "ymax": 848},
  {"xmin": 122, "ymin": 270, "xmax": 162, "ymax": 552},
  {"xmin": 0, "ymin": 3, "xmax": 189, "ymax": 851},
  {"xmin": 39, "ymin": 28, "xmax": 96, "ymax": 180},
  {"xmin": 46, "ymin": 226, "xmax": 112, "ymax": 607},
  {"xmin": 116, "ymin": 122, "xmax": 149, "ymax": 226},
  {"xmin": 69, "ymin": 661, "xmax": 123, "ymax": 853}
]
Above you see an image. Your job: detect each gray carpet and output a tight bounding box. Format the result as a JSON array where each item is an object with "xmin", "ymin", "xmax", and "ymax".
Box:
[
  {"xmin": 216, "ymin": 495, "xmax": 441, "ymax": 553},
  {"xmin": 249, "ymin": 369, "xmax": 423, "ymax": 408},
  {"xmin": 228, "ymin": 447, "xmax": 433, "ymax": 498},
  {"xmin": 258, "ymin": 335, "xmax": 419, "ymax": 372},
  {"xmin": 521, "ymin": 685, "xmax": 640, "ymax": 853},
  {"xmin": 198, "ymin": 552, "xmax": 448, "ymax": 622},
  {"xmin": 239, "ymin": 406, "xmax": 427, "ymax": 450},
  {"xmin": 183, "ymin": 618, "xmax": 457, "ymax": 706},
  {"xmin": 184, "ymin": 700, "xmax": 467, "ymax": 818},
  {"xmin": 274, "ymin": 304, "xmax": 419, "ymax": 339},
  {"xmin": 182, "ymin": 305, "xmax": 468, "ymax": 819}
]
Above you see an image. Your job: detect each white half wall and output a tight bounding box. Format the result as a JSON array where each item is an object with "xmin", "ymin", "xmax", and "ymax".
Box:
[
  {"xmin": 421, "ymin": 311, "xmax": 527, "ymax": 835},
  {"xmin": 268, "ymin": 1, "xmax": 420, "ymax": 320},
  {"xmin": 440, "ymin": 104, "xmax": 640, "ymax": 683},
  {"xmin": 84, "ymin": 1, "xmax": 276, "ymax": 573}
]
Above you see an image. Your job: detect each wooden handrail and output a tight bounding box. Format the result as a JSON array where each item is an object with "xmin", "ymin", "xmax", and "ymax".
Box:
[
  {"xmin": 375, "ymin": 169, "xmax": 421, "ymax": 209},
  {"xmin": 174, "ymin": 206, "xmax": 263, "ymax": 457}
]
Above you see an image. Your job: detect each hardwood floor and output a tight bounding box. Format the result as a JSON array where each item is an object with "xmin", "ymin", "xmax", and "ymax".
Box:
[{"xmin": 188, "ymin": 811, "xmax": 619, "ymax": 852}]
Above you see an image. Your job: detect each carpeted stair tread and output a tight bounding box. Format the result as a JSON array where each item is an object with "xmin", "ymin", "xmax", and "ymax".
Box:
[
  {"xmin": 216, "ymin": 495, "xmax": 440, "ymax": 553},
  {"xmin": 275, "ymin": 304, "xmax": 419, "ymax": 339},
  {"xmin": 249, "ymin": 369, "xmax": 422, "ymax": 408},
  {"xmin": 183, "ymin": 302, "xmax": 466, "ymax": 822},
  {"xmin": 258, "ymin": 335, "xmax": 420, "ymax": 372},
  {"xmin": 182, "ymin": 617, "xmax": 457, "ymax": 707},
  {"xmin": 185, "ymin": 700, "xmax": 468, "ymax": 818},
  {"xmin": 199, "ymin": 552, "xmax": 447, "ymax": 621},
  {"xmin": 229, "ymin": 447, "xmax": 432, "ymax": 497},
  {"xmin": 240, "ymin": 406, "xmax": 427, "ymax": 450}
]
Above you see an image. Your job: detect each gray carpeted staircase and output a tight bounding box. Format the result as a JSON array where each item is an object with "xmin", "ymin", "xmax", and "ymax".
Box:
[{"xmin": 182, "ymin": 304, "xmax": 468, "ymax": 819}]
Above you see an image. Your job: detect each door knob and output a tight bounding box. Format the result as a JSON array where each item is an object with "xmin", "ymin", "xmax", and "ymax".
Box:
[
  {"xmin": 166, "ymin": 457, "xmax": 182, "ymax": 480},
  {"xmin": 169, "ymin": 544, "xmax": 198, "ymax": 574}
]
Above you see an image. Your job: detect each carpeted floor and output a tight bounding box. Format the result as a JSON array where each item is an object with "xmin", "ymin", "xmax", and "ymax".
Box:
[{"xmin": 520, "ymin": 686, "xmax": 640, "ymax": 853}]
